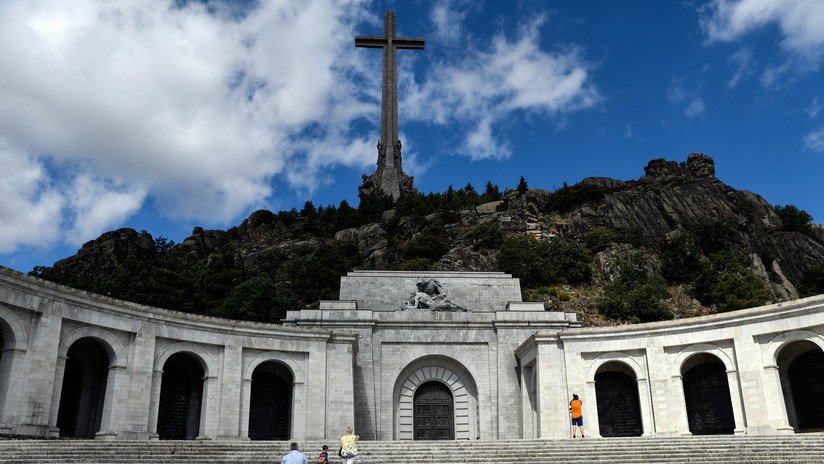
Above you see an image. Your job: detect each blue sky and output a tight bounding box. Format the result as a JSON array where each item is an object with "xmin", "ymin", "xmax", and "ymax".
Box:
[{"xmin": 1, "ymin": 0, "xmax": 823, "ymax": 273}]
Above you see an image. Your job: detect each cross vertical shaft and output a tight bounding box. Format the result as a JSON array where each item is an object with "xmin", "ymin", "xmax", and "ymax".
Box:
[{"xmin": 355, "ymin": 11, "xmax": 424, "ymax": 199}]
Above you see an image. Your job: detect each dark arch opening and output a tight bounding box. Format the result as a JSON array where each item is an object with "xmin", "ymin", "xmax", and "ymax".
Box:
[
  {"xmin": 594, "ymin": 362, "xmax": 643, "ymax": 437},
  {"xmin": 681, "ymin": 353, "xmax": 735, "ymax": 435},
  {"xmin": 778, "ymin": 341, "xmax": 824, "ymax": 431},
  {"xmin": 248, "ymin": 361, "xmax": 293, "ymax": 440},
  {"xmin": 56, "ymin": 337, "xmax": 110, "ymax": 438},
  {"xmin": 157, "ymin": 352, "xmax": 204, "ymax": 440},
  {"xmin": 0, "ymin": 328, "xmax": 9, "ymax": 421},
  {"xmin": 413, "ymin": 381, "xmax": 454, "ymax": 440}
]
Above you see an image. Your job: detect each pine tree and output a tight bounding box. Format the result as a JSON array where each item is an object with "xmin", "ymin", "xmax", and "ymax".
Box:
[{"xmin": 517, "ymin": 176, "xmax": 528, "ymax": 196}]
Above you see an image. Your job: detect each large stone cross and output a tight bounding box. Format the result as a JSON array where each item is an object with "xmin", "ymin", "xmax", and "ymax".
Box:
[{"xmin": 356, "ymin": 11, "xmax": 423, "ymax": 199}]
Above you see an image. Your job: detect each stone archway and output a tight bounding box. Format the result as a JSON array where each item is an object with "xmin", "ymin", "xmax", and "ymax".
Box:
[
  {"xmin": 56, "ymin": 338, "xmax": 110, "ymax": 438},
  {"xmin": 157, "ymin": 352, "xmax": 205, "ymax": 440},
  {"xmin": 594, "ymin": 361, "xmax": 643, "ymax": 437},
  {"xmin": 681, "ymin": 353, "xmax": 735, "ymax": 435},
  {"xmin": 776, "ymin": 340, "xmax": 824, "ymax": 431},
  {"xmin": 394, "ymin": 356, "xmax": 478, "ymax": 440},
  {"xmin": 248, "ymin": 361, "xmax": 293, "ymax": 440}
]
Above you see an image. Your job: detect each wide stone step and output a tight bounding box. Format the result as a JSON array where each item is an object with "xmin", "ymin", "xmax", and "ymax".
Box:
[{"xmin": 1, "ymin": 436, "xmax": 823, "ymax": 464}]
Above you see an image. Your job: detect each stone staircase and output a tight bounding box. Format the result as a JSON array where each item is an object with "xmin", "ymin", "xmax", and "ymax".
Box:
[{"xmin": 1, "ymin": 435, "xmax": 823, "ymax": 463}]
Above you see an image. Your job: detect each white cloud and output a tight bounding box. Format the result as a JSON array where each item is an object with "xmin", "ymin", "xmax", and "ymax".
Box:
[
  {"xmin": 685, "ymin": 98, "xmax": 706, "ymax": 118},
  {"xmin": 727, "ymin": 48, "xmax": 755, "ymax": 88},
  {"xmin": 667, "ymin": 77, "xmax": 704, "ymax": 118},
  {"xmin": 0, "ymin": 0, "xmax": 377, "ymax": 251},
  {"xmin": 624, "ymin": 123, "xmax": 633, "ymax": 139},
  {"xmin": 700, "ymin": 0, "xmax": 824, "ymax": 82},
  {"xmin": 806, "ymin": 96, "xmax": 821, "ymax": 119},
  {"xmin": 64, "ymin": 175, "xmax": 146, "ymax": 245},
  {"xmin": 431, "ymin": 0, "xmax": 468, "ymax": 42},
  {"xmin": 0, "ymin": 142, "xmax": 63, "ymax": 253},
  {"xmin": 0, "ymin": 1, "xmax": 599, "ymax": 253},
  {"xmin": 803, "ymin": 127, "xmax": 824, "ymax": 153},
  {"xmin": 667, "ymin": 77, "xmax": 688, "ymax": 104},
  {"xmin": 403, "ymin": 17, "xmax": 599, "ymax": 159}
]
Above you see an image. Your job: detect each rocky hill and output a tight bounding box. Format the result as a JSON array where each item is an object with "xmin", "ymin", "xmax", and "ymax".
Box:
[{"xmin": 31, "ymin": 153, "xmax": 824, "ymax": 325}]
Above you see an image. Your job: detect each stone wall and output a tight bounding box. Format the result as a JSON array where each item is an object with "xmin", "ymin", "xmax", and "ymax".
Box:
[
  {"xmin": 0, "ymin": 266, "xmax": 356, "ymax": 440},
  {"xmin": 519, "ymin": 295, "xmax": 824, "ymax": 438}
]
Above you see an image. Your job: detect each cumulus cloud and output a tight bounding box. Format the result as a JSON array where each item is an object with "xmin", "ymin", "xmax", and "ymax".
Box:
[
  {"xmin": 803, "ymin": 128, "xmax": 824, "ymax": 153},
  {"xmin": 403, "ymin": 17, "xmax": 599, "ymax": 159},
  {"xmin": 0, "ymin": 0, "xmax": 377, "ymax": 252},
  {"xmin": 0, "ymin": 1, "xmax": 599, "ymax": 254},
  {"xmin": 700, "ymin": 0, "xmax": 824, "ymax": 83},
  {"xmin": 0, "ymin": 143, "xmax": 63, "ymax": 253},
  {"xmin": 64, "ymin": 175, "xmax": 146, "ymax": 245}
]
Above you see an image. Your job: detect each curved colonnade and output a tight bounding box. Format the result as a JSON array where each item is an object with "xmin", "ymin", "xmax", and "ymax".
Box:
[
  {"xmin": 0, "ymin": 266, "xmax": 822, "ymax": 440},
  {"xmin": 0, "ymin": 267, "xmax": 356, "ymax": 440},
  {"xmin": 517, "ymin": 298, "xmax": 824, "ymax": 438}
]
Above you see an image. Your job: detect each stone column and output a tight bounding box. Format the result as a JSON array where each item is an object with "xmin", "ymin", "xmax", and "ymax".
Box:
[
  {"xmin": 96, "ymin": 364, "xmax": 127, "ymax": 439},
  {"xmin": 536, "ymin": 335, "xmax": 569, "ymax": 438},
  {"xmin": 146, "ymin": 370, "xmax": 163, "ymax": 439},
  {"xmin": 124, "ymin": 332, "xmax": 156, "ymax": 440},
  {"xmin": 46, "ymin": 355, "xmax": 67, "ymax": 438},
  {"xmin": 779, "ymin": 373, "xmax": 799, "ymax": 429},
  {"xmin": 762, "ymin": 365, "xmax": 793, "ymax": 433},
  {"xmin": 0, "ymin": 347, "xmax": 26, "ymax": 433},
  {"xmin": 217, "ymin": 343, "xmax": 242, "ymax": 440},
  {"xmin": 585, "ymin": 380, "xmax": 599, "ymax": 438},
  {"xmin": 291, "ymin": 380, "xmax": 307, "ymax": 440},
  {"xmin": 672, "ymin": 375, "xmax": 692, "ymax": 435},
  {"xmin": 238, "ymin": 378, "xmax": 252, "ymax": 440},
  {"xmin": 637, "ymin": 377, "xmax": 654, "ymax": 436},
  {"xmin": 726, "ymin": 369, "xmax": 746, "ymax": 434},
  {"xmin": 197, "ymin": 375, "xmax": 218, "ymax": 440}
]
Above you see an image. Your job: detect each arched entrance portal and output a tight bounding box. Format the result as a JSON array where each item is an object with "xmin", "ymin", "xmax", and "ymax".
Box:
[
  {"xmin": 157, "ymin": 352, "xmax": 204, "ymax": 440},
  {"xmin": 777, "ymin": 340, "xmax": 824, "ymax": 431},
  {"xmin": 248, "ymin": 361, "xmax": 293, "ymax": 440},
  {"xmin": 413, "ymin": 381, "xmax": 454, "ymax": 440},
  {"xmin": 681, "ymin": 353, "xmax": 735, "ymax": 435},
  {"xmin": 56, "ymin": 338, "xmax": 110, "ymax": 438},
  {"xmin": 393, "ymin": 356, "xmax": 479, "ymax": 440},
  {"xmin": 594, "ymin": 362, "xmax": 643, "ymax": 437}
]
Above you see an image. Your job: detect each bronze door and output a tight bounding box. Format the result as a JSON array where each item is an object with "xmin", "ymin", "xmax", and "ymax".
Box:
[{"xmin": 413, "ymin": 381, "xmax": 454, "ymax": 440}]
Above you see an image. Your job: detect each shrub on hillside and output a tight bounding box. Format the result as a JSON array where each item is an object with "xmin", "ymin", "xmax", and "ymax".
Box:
[
  {"xmin": 402, "ymin": 231, "xmax": 451, "ymax": 262},
  {"xmin": 496, "ymin": 236, "xmax": 591, "ymax": 289},
  {"xmin": 394, "ymin": 258, "xmax": 438, "ymax": 271},
  {"xmin": 692, "ymin": 251, "xmax": 772, "ymax": 312},
  {"xmin": 800, "ymin": 265, "xmax": 824, "ymax": 297},
  {"xmin": 544, "ymin": 183, "xmax": 609, "ymax": 214},
  {"xmin": 597, "ymin": 252, "xmax": 672, "ymax": 323},
  {"xmin": 216, "ymin": 275, "xmax": 299, "ymax": 323},
  {"xmin": 465, "ymin": 222, "xmax": 504, "ymax": 251},
  {"xmin": 585, "ymin": 227, "xmax": 619, "ymax": 253},
  {"xmin": 775, "ymin": 204, "xmax": 814, "ymax": 237},
  {"xmin": 684, "ymin": 217, "xmax": 740, "ymax": 255},
  {"xmin": 659, "ymin": 234, "xmax": 703, "ymax": 283}
]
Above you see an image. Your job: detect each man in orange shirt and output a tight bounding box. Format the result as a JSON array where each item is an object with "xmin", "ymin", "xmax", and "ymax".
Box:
[{"xmin": 569, "ymin": 394, "xmax": 585, "ymax": 438}]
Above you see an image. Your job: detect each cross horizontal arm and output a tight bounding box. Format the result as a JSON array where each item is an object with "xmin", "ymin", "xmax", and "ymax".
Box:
[
  {"xmin": 355, "ymin": 36, "xmax": 389, "ymax": 48},
  {"xmin": 394, "ymin": 37, "xmax": 425, "ymax": 49}
]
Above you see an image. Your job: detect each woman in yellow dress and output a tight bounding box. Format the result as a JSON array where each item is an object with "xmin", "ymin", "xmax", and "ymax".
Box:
[{"xmin": 339, "ymin": 426, "xmax": 359, "ymax": 464}]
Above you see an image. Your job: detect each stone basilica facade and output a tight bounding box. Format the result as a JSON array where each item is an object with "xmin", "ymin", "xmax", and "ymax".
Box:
[{"xmin": 0, "ymin": 265, "xmax": 822, "ymax": 441}]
